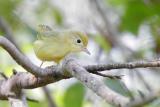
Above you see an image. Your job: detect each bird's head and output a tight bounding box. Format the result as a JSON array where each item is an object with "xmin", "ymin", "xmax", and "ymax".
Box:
[{"xmin": 69, "ymin": 31, "xmax": 90, "ymax": 55}]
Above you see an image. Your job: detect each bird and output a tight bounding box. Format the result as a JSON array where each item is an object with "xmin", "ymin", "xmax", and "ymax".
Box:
[{"xmin": 33, "ymin": 25, "xmax": 90, "ymax": 64}]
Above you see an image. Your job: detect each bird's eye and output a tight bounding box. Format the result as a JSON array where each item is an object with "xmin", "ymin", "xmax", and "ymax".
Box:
[{"xmin": 77, "ymin": 39, "xmax": 81, "ymax": 43}]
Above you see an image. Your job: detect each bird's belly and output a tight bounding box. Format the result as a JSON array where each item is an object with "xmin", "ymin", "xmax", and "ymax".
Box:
[
  {"xmin": 33, "ymin": 40, "xmax": 69, "ymax": 63},
  {"xmin": 40, "ymin": 55, "xmax": 63, "ymax": 62},
  {"xmin": 36, "ymin": 46, "xmax": 67, "ymax": 63}
]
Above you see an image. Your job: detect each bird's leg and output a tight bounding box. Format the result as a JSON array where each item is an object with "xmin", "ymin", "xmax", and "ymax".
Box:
[{"xmin": 40, "ymin": 61, "xmax": 44, "ymax": 68}]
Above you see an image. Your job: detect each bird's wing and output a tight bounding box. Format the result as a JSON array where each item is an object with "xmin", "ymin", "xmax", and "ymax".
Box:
[
  {"xmin": 38, "ymin": 24, "xmax": 52, "ymax": 32},
  {"xmin": 37, "ymin": 24, "xmax": 59, "ymax": 40}
]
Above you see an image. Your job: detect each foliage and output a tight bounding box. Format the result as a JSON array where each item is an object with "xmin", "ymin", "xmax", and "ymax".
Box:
[
  {"xmin": 0, "ymin": 0, "xmax": 21, "ymax": 28},
  {"xmin": 0, "ymin": 0, "xmax": 160, "ymax": 107},
  {"xmin": 94, "ymin": 35, "xmax": 111, "ymax": 52},
  {"xmin": 63, "ymin": 82, "xmax": 85, "ymax": 107},
  {"xmin": 107, "ymin": 0, "xmax": 160, "ymax": 35},
  {"xmin": 105, "ymin": 78, "xmax": 132, "ymax": 97}
]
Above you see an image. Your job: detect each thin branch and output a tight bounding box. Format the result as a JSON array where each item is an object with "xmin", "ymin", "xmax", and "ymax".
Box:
[
  {"xmin": 90, "ymin": 0, "xmax": 121, "ymax": 47},
  {"xmin": 85, "ymin": 60, "xmax": 160, "ymax": 72},
  {"xmin": 0, "ymin": 72, "xmax": 8, "ymax": 79},
  {"xmin": 91, "ymin": 71, "xmax": 123, "ymax": 79},
  {"xmin": 0, "ymin": 36, "xmax": 52, "ymax": 77},
  {"xmin": 42, "ymin": 87, "xmax": 57, "ymax": 107},
  {"xmin": 90, "ymin": 0, "xmax": 133, "ymax": 52},
  {"xmin": 0, "ymin": 72, "xmax": 59, "ymax": 100},
  {"xmin": 135, "ymin": 70, "xmax": 152, "ymax": 91},
  {"xmin": 0, "ymin": 17, "xmax": 21, "ymax": 51},
  {"xmin": 26, "ymin": 97, "xmax": 39, "ymax": 103},
  {"xmin": 126, "ymin": 91, "xmax": 160, "ymax": 107}
]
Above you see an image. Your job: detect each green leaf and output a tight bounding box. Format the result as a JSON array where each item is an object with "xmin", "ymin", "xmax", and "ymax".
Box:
[
  {"xmin": 35, "ymin": 0, "xmax": 49, "ymax": 15},
  {"xmin": 0, "ymin": 0, "xmax": 21, "ymax": 28},
  {"xmin": 51, "ymin": 7, "xmax": 63, "ymax": 25},
  {"xmin": 0, "ymin": 101, "xmax": 9, "ymax": 107},
  {"xmin": 106, "ymin": 0, "xmax": 128, "ymax": 6},
  {"xmin": 150, "ymin": 17, "xmax": 160, "ymax": 53},
  {"xmin": 120, "ymin": 0, "xmax": 159, "ymax": 34},
  {"xmin": 145, "ymin": 98, "xmax": 160, "ymax": 107},
  {"xmin": 35, "ymin": 0, "xmax": 63, "ymax": 25},
  {"xmin": 105, "ymin": 79, "xmax": 132, "ymax": 97},
  {"xmin": 28, "ymin": 100, "xmax": 47, "ymax": 107},
  {"xmin": 63, "ymin": 82, "xmax": 85, "ymax": 107},
  {"xmin": 94, "ymin": 35, "xmax": 111, "ymax": 52}
]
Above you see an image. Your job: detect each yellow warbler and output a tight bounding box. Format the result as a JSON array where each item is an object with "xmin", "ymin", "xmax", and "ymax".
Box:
[{"xmin": 33, "ymin": 25, "xmax": 90, "ymax": 63}]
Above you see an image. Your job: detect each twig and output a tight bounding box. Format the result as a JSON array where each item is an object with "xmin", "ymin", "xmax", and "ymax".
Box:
[
  {"xmin": 0, "ymin": 72, "xmax": 8, "ymax": 79},
  {"xmin": 90, "ymin": 0, "xmax": 121, "ymax": 47},
  {"xmin": 85, "ymin": 60, "xmax": 160, "ymax": 71},
  {"xmin": 90, "ymin": 0, "xmax": 133, "ymax": 53},
  {"xmin": 91, "ymin": 71, "xmax": 123, "ymax": 79},
  {"xmin": 42, "ymin": 87, "xmax": 57, "ymax": 107},
  {"xmin": 0, "ymin": 36, "xmax": 51, "ymax": 77},
  {"xmin": 26, "ymin": 97, "xmax": 39, "ymax": 103},
  {"xmin": 126, "ymin": 91, "xmax": 160, "ymax": 107},
  {"xmin": 0, "ymin": 17, "xmax": 21, "ymax": 52},
  {"xmin": 135, "ymin": 70, "xmax": 152, "ymax": 91}
]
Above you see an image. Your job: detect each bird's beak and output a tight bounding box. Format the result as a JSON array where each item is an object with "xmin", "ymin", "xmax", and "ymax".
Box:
[{"xmin": 83, "ymin": 48, "xmax": 91, "ymax": 55}]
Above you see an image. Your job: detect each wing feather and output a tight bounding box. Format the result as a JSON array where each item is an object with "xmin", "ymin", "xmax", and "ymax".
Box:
[{"xmin": 37, "ymin": 25, "xmax": 60, "ymax": 40}]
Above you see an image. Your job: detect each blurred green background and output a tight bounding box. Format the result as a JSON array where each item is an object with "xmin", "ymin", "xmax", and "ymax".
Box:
[{"xmin": 0, "ymin": 0, "xmax": 160, "ymax": 107}]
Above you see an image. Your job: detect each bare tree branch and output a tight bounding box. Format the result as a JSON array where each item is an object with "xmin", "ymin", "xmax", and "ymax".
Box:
[
  {"xmin": 0, "ymin": 36, "xmax": 53, "ymax": 77},
  {"xmin": 126, "ymin": 91, "xmax": 160, "ymax": 107},
  {"xmin": 0, "ymin": 60, "xmax": 130, "ymax": 107},
  {"xmin": 135, "ymin": 70, "xmax": 152, "ymax": 91},
  {"xmin": 63, "ymin": 58, "xmax": 130, "ymax": 106},
  {"xmin": 0, "ymin": 17, "xmax": 21, "ymax": 51},
  {"xmin": 0, "ymin": 72, "xmax": 8, "ymax": 79},
  {"xmin": 85, "ymin": 60, "xmax": 160, "ymax": 72},
  {"xmin": 89, "ymin": 0, "xmax": 128, "ymax": 49}
]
